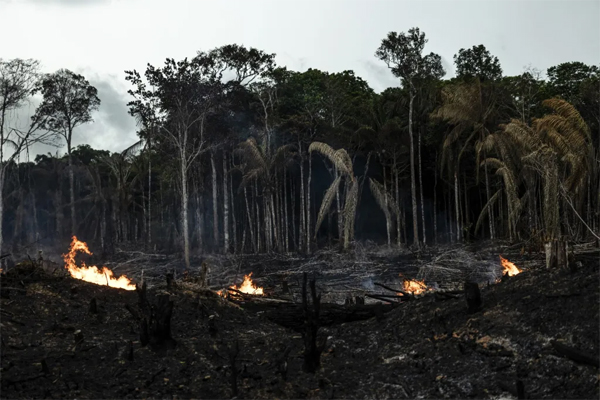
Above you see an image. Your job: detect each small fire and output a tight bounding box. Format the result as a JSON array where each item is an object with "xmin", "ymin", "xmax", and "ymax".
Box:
[
  {"xmin": 499, "ymin": 255, "xmax": 522, "ymax": 276},
  {"xmin": 218, "ymin": 273, "xmax": 264, "ymax": 297},
  {"xmin": 403, "ymin": 278, "xmax": 429, "ymax": 295},
  {"xmin": 63, "ymin": 236, "xmax": 136, "ymax": 291}
]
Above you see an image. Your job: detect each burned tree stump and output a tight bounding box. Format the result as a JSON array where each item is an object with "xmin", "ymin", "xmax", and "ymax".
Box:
[
  {"xmin": 136, "ymin": 281, "xmax": 149, "ymax": 314},
  {"xmin": 228, "ymin": 340, "xmax": 240, "ymax": 397},
  {"xmin": 302, "ymin": 272, "xmax": 325, "ymax": 373},
  {"xmin": 198, "ymin": 262, "xmax": 209, "ymax": 288},
  {"xmin": 89, "ymin": 298, "xmax": 98, "ymax": 314},
  {"xmin": 545, "ymin": 239, "xmax": 569, "ymax": 270},
  {"xmin": 166, "ymin": 270, "xmax": 174, "ymax": 290},
  {"xmin": 464, "ymin": 281, "xmax": 482, "ymax": 314},
  {"xmin": 147, "ymin": 294, "xmax": 176, "ymax": 349}
]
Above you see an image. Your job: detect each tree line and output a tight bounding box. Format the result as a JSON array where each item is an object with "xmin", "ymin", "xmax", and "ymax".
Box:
[{"xmin": 1, "ymin": 28, "xmax": 598, "ymax": 267}]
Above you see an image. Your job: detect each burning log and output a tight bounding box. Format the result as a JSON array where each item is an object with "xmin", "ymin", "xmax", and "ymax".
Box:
[
  {"xmin": 63, "ymin": 236, "xmax": 135, "ymax": 290},
  {"xmin": 302, "ymin": 272, "xmax": 325, "ymax": 373},
  {"xmin": 464, "ymin": 281, "xmax": 482, "ymax": 314}
]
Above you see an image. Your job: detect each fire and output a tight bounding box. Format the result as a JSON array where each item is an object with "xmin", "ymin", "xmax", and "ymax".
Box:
[
  {"xmin": 63, "ymin": 236, "xmax": 136, "ymax": 291},
  {"xmin": 403, "ymin": 278, "xmax": 429, "ymax": 295},
  {"xmin": 499, "ymin": 255, "xmax": 522, "ymax": 276},
  {"xmin": 218, "ymin": 273, "xmax": 264, "ymax": 297}
]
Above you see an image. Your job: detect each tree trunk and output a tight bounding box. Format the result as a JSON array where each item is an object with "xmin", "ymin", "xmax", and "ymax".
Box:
[
  {"xmin": 230, "ymin": 158, "xmax": 237, "ymax": 254},
  {"xmin": 408, "ymin": 90, "xmax": 419, "ymax": 247},
  {"xmin": 211, "ymin": 151, "xmax": 219, "ymax": 252},
  {"xmin": 291, "ymin": 179, "xmax": 297, "ymax": 251},
  {"xmin": 243, "ymin": 186, "xmax": 255, "ymax": 253},
  {"xmin": 418, "ymin": 127, "xmax": 426, "ymax": 246},
  {"xmin": 254, "ymin": 181, "xmax": 261, "ymax": 253},
  {"xmin": 383, "ymin": 166, "xmax": 391, "ymax": 247},
  {"xmin": 223, "ymin": 153, "xmax": 229, "ymax": 254},
  {"xmin": 336, "ymin": 168, "xmax": 343, "ymax": 246},
  {"xmin": 483, "ymin": 150, "xmax": 495, "ymax": 239},
  {"xmin": 299, "ymin": 148, "xmax": 305, "ymax": 251},
  {"xmin": 454, "ymin": 170, "xmax": 461, "ymax": 242},
  {"xmin": 306, "ymin": 150, "xmax": 312, "ymax": 254},
  {"xmin": 196, "ymin": 193, "xmax": 204, "ymax": 253},
  {"xmin": 181, "ymin": 157, "xmax": 190, "ymax": 270},
  {"xmin": 433, "ymin": 153, "xmax": 438, "ymax": 245},
  {"xmin": 68, "ymin": 148, "xmax": 76, "ymax": 236},
  {"xmin": 148, "ymin": 151, "xmax": 152, "ymax": 246},
  {"xmin": 395, "ymin": 164, "xmax": 401, "ymax": 246},
  {"xmin": 0, "ymin": 172, "xmax": 4, "ymax": 253},
  {"xmin": 283, "ymin": 169, "xmax": 289, "ymax": 253}
]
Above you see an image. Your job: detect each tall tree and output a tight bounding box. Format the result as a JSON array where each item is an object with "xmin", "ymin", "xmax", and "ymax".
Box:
[
  {"xmin": 454, "ymin": 44, "xmax": 503, "ymax": 82},
  {"xmin": 33, "ymin": 69, "xmax": 100, "ymax": 236},
  {"xmin": 375, "ymin": 27, "xmax": 445, "ymax": 247},
  {"xmin": 0, "ymin": 58, "xmax": 52, "ymax": 253}
]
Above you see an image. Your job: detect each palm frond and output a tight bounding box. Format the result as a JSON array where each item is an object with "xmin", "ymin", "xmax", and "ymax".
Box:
[
  {"xmin": 474, "ymin": 188, "xmax": 501, "ymax": 235},
  {"xmin": 309, "ymin": 142, "xmax": 351, "ymax": 175},
  {"xmin": 314, "ymin": 175, "xmax": 342, "ymax": 236}
]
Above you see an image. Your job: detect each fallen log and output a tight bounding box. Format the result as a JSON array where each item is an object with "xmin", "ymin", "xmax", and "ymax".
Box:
[
  {"xmin": 551, "ymin": 340, "xmax": 599, "ymax": 368},
  {"xmin": 231, "ymin": 298, "xmax": 399, "ymax": 331}
]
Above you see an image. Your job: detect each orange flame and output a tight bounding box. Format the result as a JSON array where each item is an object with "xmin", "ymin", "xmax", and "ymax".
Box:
[
  {"xmin": 403, "ymin": 278, "xmax": 428, "ymax": 295},
  {"xmin": 499, "ymin": 255, "xmax": 521, "ymax": 276},
  {"xmin": 63, "ymin": 236, "xmax": 136, "ymax": 291},
  {"xmin": 218, "ymin": 273, "xmax": 264, "ymax": 297},
  {"xmin": 397, "ymin": 274, "xmax": 429, "ymax": 295}
]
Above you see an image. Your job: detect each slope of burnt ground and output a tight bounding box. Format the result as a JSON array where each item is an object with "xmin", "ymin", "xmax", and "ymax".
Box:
[{"xmin": 0, "ymin": 246, "xmax": 598, "ymax": 399}]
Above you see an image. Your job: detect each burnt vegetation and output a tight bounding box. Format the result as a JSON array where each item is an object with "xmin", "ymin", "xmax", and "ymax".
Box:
[{"xmin": 0, "ymin": 29, "xmax": 599, "ymax": 399}]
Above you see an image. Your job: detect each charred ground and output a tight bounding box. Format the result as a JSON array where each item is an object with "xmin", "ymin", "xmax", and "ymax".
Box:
[{"xmin": 0, "ymin": 244, "xmax": 598, "ymax": 399}]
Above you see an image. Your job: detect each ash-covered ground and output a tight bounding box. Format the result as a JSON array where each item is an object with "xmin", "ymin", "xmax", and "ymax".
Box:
[{"xmin": 1, "ymin": 242, "xmax": 598, "ymax": 399}]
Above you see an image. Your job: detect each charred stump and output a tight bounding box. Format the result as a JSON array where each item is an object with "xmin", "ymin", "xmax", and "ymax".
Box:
[
  {"xmin": 89, "ymin": 298, "xmax": 98, "ymax": 314},
  {"xmin": 228, "ymin": 340, "xmax": 240, "ymax": 397},
  {"xmin": 464, "ymin": 281, "xmax": 482, "ymax": 314},
  {"xmin": 148, "ymin": 294, "xmax": 176, "ymax": 349},
  {"xmin": 302, "ymin": 272, "xmax": 325, "ymax": 373},
  {"xmin": 545, "ymin": 239, "xmax": 569, "ymax": 270}
]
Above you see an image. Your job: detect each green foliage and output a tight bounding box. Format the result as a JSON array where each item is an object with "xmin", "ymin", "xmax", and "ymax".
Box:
[
  {"xmin": 454, "ymin": 44, "xmax": 502, "ymax": 82},
  {"xmin": 32, "ymin": 69, "xmax": 100, "ymax": 141}
]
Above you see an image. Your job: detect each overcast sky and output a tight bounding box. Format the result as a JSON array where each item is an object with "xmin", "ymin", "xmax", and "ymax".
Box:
[{"xmin": 1, "ymin": 0, "xmax": 598, "ymax": 158}]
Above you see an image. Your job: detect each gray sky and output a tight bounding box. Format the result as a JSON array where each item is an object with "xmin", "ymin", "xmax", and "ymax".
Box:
[{"xmin": 1, "ymin": 0, "xmax": 598, "ymax": 157}]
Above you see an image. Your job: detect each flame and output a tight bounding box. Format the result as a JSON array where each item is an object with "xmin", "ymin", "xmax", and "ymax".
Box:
[
  {"xmin": 218, "ymin": 273, "xmax": 264, "ymax": 297},
  {"xmin": 63, "ymin": 236, "xmax": 136, "ymax": 290},
  {"xmin": 402, "ymin": 278, "xmax": 429, "ymax": 295},
  {"xmin": 499, "ymin": 255, "xmax": 522, "ymax": 276}
]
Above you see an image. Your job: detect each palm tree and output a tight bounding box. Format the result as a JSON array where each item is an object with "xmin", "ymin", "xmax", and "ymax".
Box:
[
  {"xmin": 479, "ymin": 98, "xmax": 593, "ymax": 244},
  {"xmin": 237, "ymin": 137, "xmax": 295, "ymax": 253},
  {"xmin": 432, "ymin": 78, "xmax": 503, "ymax": 241},
  {"xmin": 309, "ymin": 142, "xmax": 358, "ymax": 250}
]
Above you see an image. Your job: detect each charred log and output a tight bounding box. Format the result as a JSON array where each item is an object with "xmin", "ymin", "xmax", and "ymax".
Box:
[
  {"xmin": 302, "ymin": 273, "xmax": 325, "ymax": 373},
  {"xmin": 234, "ymin": 299, "xmax": 399, "ymax": 331},
  {"xmin": 551, "ymin": 340, "xmax": 600, "ymax": 368}
]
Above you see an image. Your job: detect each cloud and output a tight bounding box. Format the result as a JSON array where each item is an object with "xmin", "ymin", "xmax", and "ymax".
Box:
[
  {"xmin": 359, "ymin": 60, "xmax": 400, "ymax": 93},
  {"xmin": 5, "ymin": 72, "xmax": 137, "ymax": 160}
]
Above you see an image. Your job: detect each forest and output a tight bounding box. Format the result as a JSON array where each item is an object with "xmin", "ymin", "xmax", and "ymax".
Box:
[
  {"xmin": 0, "ymin": 27, "xmax": 599, "ymax": 399},
  {"xmin": 1, "ymin": 29, "xmax": 599, "ymax": 264}
]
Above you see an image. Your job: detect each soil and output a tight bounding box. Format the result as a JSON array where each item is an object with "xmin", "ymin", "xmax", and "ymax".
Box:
[{"xmin": 1, "ymin": 243, "xmax": 598, "ymax": 399}]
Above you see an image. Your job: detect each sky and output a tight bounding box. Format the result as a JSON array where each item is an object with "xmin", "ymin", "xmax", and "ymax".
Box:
[{"xmin": 1, "ymin": 0, "xmax": 599, "ymax": 158}]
